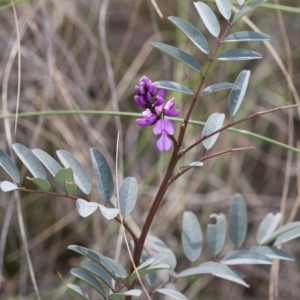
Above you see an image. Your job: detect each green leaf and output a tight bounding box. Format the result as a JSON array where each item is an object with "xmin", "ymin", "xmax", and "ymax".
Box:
[
  {"xmin": 124, "ymin": 264, "xmax": 170, "ymax": 283},
  {"xmin": 194, "ymin": 2, "xmax": 220, "ymax": 37},
  {"xmin": 90, "ymin": 148, "xmax": 114, "ymax": 202},
  {"xmin": 0, "ymin": 150, "xmax": 20, "ymax": 183},
  {"xmin": 99, "ymin": 204, "xmax": 120, "ymax": 220},
  {"xmin": 216, "ymin": 0, "xmax": 232, "ymax": 20},
  {"xmin": 70, "ymin": 268, "xmax": 105, "ymax": 297},
  {"xmin": 81, "ymin": 261, "xmax": 113, "ymax": 289},
  {"xmin": 182, "ymin": 211, "xmax": 203, "ymax": 262},
  {"xmin": 274, "ymin": 225, "xmax": 300, "ymax": 246},
  {"xmin": 217, "ymin": 49, "xmax": 262, "ymax": 60},
  {"xmin": 149, "ymin": 236, "xmax": 177, "ymax": 271},
  {"xmin": 54, "ymin": 168, "xmax": 77, "ymax": 194},
  {"xmin": 228, "ymin": 70, "xmax": 251, "ymax": 116},
  {"xmin": 27, "ymin": 177, "xmax": 51, "ymax": 191},
  {"xmin": 201, "ymin": 113, "xmax": 225, "ymax": 150},
  {"xmin": 168, "ymin": 16, "xmax": 209, "ymax": 54},
  {"xmin": 179, "ymin": 162, "xmax": 204, "ymax": 172},
  {"xmin": 249, "ymin": 246, "xmax": 294, "ymax": 261},
  {"xmin": 233, "ymin": 0, "xmax": 267, "ymax": 23},
  {"xmin": 32, "ymin": 149, "xmax": 62, "ymax": 177},
  {"xmin": 256, "ymin": 212, "xmax": 281, "ymax": 245},
  {"xmin": 220, "ymin": 250, "xmax": 272, "ymax": 265},
  {"xmin": 151, "ymin": 42, "xmax": 201, "ymax": 73},
  {"xmin": 224, "ymin": 31, "xmax": 270, "ymax": 42},
  {"xmin": 67, "ymin": 283, "xmax": 91, "ymax": 300},
  {"xmin": 108, "ymin": 290, "xmax": 141, "ymax": 299},
  {"xmin": 200, "ymin": 83, "xmax": 235, "ymax": 96},
  {"xmin": 76, "ymin": 198, "xmax": 99, "ymax": 218},
  {"xmin": 12, "ymin": 143, "xmax": 46, "ymax": 179},
  {"xmin": 229, "ymin": 194, "xmax": 247, "ymax": 247},
  {"xmin": 68, "ymin": 245, "xmax": 127, "ymax": 280},
  {"xmin": 57, "ymin": 150, "xmax": 91, "ymax": 195},
  {"xmin": 156, "ymin": 289, "xmax": 188, "ymax": 300},
  {"xmin": 207, "ymin": 213, "xmax": 226, "ymax": 255},
  {"xmin": 177, "ymin": 261, "xmax": 249, "ymax": 287},
  {"xmin": 0, "ymin": 181, "xmax": 18, "ymax": 192},
  {"xmin": 154, "ymin": 81, "xmax": 193, "ymax": 95},
  {"xmin": 119, "ymin": 177, "xmax": 137, "ymax": 217}
]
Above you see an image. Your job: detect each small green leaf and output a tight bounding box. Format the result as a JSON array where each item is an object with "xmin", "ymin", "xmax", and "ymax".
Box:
[
  {"xmin": 76, "ymin": 198, "xmax": 99, "ymax": 218},
  {"xmin": 229, "ymin": 194, "xmax": 247, "ymax": 247},
  {"xmin": 179, "ymin": 162, "xmax": 204, "ymax": 172},
  {"xmin": 249, "ymin": 246, "xmax": 295, "ymax": 261},
  {"xmin": 224, "ymin": 31, "xmax": 270, "ymax": 42},
  {"xmin": 207, "ymin": 213, "xmax": 226, "ymax": 255},
  {"xmin": 124, "ymin": 264, "xmax": 170, "ymax": 283},
  {"xmin": 0, "ymin": 150, "xmax": 20, "ymax": 183},
  {"xmin": 99, "ymin": 205, "xmax": 120, "ymax": 220},
  {"xmin": 256, "ymin": 213, "xmax": 281, "ymax": 245},
  {"xmin": 70, "ymin": 268, "xmax": 105, "ymax": 297},
  {"xmin": 177, "ymin": 261, "xmax": 249, "ymax": 287},
  {"xmin": 57, "ymin": 150, "xmax": 91, "ymax": 195},
  {"xmin": 32, "ymin": 149, "xmax": 62, "ymax": 177},
  {"xmin": 108, "ymin": 290, "xmax": 141, "ymax": 299},
  {"xmin": 201, "ymin": 113, "xmax": 225, "ymax": 150},
  {"xmin": 149, "ymin": 236, "xmax": 177, "ymax": 271},
  {"xmin": 194, "ymin": 2, "xmax": 220, "ymax": 37},
  {"xmin": 220, "ymin": 250, "xmax": 272, "ymax": 265},
  {"xmin": 119, "ymin": 177, "xmax": 137, "ymax": 217},
  {"xmin": 233, "ymin": 0, "xmax": 267, "ymax": 23},
  {"xmin": 200, "ymin": 83, "xmax": 234, "ymax": 96},
  {"xmin": 228, "ymin": 70, "xmax": 251, "ymax": 116},
  {"xmin": 67, "ymin": 283, "xmax": 91, "ymax": 300},
  {"xmin": 151, "ymin": 42, "xmax": 201, "ymax": 73},
  {"xmin": 216, "ymin": 0, "xmax": 232, "ymax": 20},
  {"xmin": 12, "ymin": 143, "xmax": 46, "ymax": 179},
  {"xmin": 274, "ymin": 225, "xmax": 300, "ymax": 246},
  {"xmin": 0, "ymin": 181, "xmax": 18, "ymax": 192},
  {"xmin": 90, "ymin": 148, "xmax": 114, "ymax": 202},
  {"xmin": 182, "ymin": 211, "xmax": 203, "ymax": 262},
  {"xmin": 27, "ymin": 177, "xmax": 51, "ymax": 191},
  {"xmin": 156, "ymin": 289, "xmax": 188, "ymax": 300},
  {"xmin": 217, "ymin": 49, "xmax": 262, "ymax": 60},
  {"xmin": 154, "ymin": 81, "xmax": 193, "ymax": 95},
  {"xmin": 168, "ymin": 16, "xmax": 210, "ymax": 54},
  {"xmin": 68, "ymin": 245, "xmax": 127, "ymax": 280},
  {"xmin": 81, "ymin": 261, "xmax": 113, "ymax": 289},
  {"xmin": 54, "ymin": 168, "xmax": 77, "ymax": 194}
]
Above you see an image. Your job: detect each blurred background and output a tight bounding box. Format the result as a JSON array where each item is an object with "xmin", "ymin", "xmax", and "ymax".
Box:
[{"xmin": 0, "ymin": 0, "xmax": 299, "ymax": 299}]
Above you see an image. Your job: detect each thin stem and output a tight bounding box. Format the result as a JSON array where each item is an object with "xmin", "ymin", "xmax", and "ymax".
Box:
[
  {"xmin": 182, "ymin": 102, "xmax": 300, "ymax": 155},
  {"xmin": 169, "ymin": 147, "xmax": 255, "ymax": 185}
]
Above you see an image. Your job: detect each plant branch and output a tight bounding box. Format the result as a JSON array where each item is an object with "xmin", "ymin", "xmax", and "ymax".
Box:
[
  {"xmin": 169, "ymin": 147, "xmax": 255, "ymax": 185},
  {"xmin": 182, "ymin": 102, "xmax": 300, "ymax": 155}
]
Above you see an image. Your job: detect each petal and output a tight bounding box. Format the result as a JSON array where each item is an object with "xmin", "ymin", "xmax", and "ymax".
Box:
[
  {"xmin": 164, "ymin": 98, "xmax": 175, "ymax": 110},
  {"xmin": 163, "ymin": 119, "xmax": 175, "ymax": 135},
  {"xmin": 153, "ymin": 119, "xmax": 164, "ymax": 135},
  {"xmin": 157, "ymin": 89, "xmax": 167, "ymax": 99},
  {"xmin": 155, "ymin": 97, "xmax": 164, "ymax": 107},
  {"xmin": 165, "ymin": 108, "xmax": 180, "ymax": 117},
  {"xmin": 134, "ymin": 95, "xmax": 147, "ymax": 107},
  {"xmin": 155, "ymin": 104, "xmax": 163, "ymax": 115},
  {"xmin": 142, "ymin": 109, "xmax": 153, "ymax": 118},
  {"xmin": 156, "ymin": 133, "xmax": 173, "ymax": 152},
  {"xmin": 136, "ymin": 118, "xmax": 151, "ymax": 126}
]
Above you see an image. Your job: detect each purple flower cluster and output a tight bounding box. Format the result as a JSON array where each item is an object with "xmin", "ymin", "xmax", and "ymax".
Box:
[{"xmin": 134, "ymin": 76, "xmax": 179, "ymax": 152}]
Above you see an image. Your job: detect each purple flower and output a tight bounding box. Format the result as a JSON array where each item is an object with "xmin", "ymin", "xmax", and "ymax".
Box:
[
  {"xmin": 136, "ymin": 109, "xmax": 157, "ymax": 126},
  {"xmin": 153, "ymin": 119, "xmax": 175, "ymax": 152},
  {"xmin": 164, "ymin": 98, "xmax": 180, "ymax": 117},
  {"xmin": 134, "ymin": 76, "xmax": 157, "ymax": 107}
]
